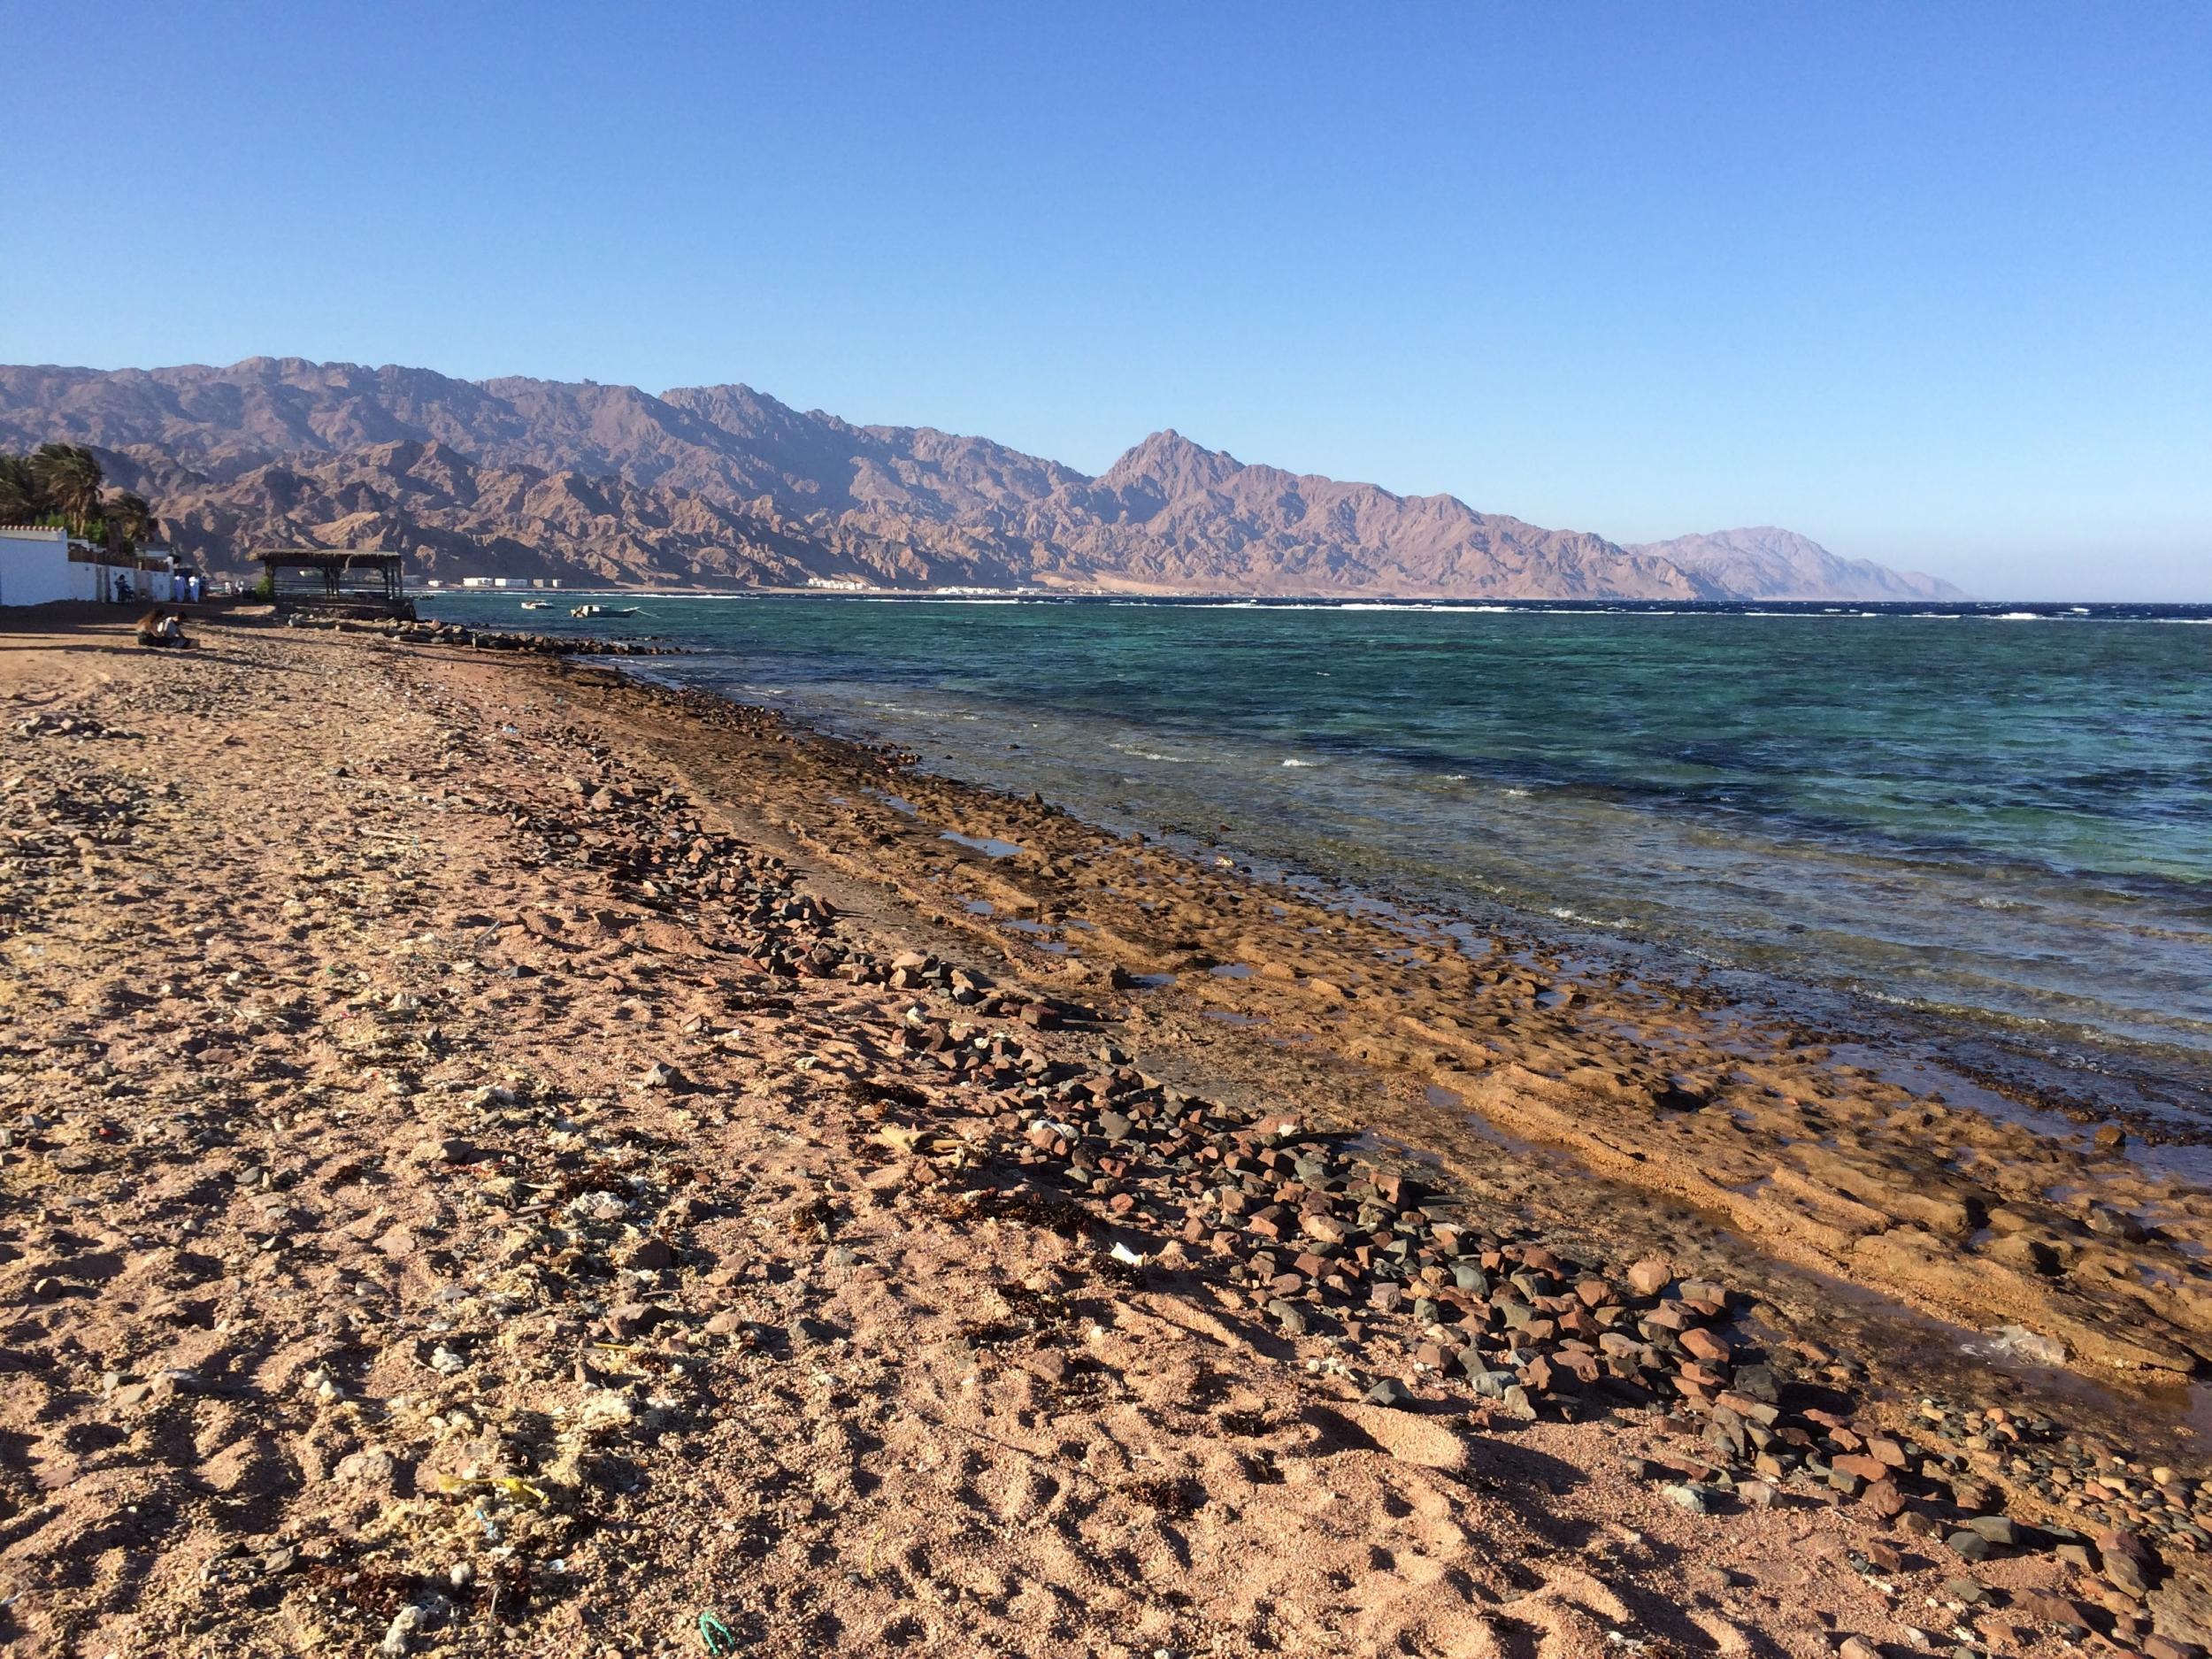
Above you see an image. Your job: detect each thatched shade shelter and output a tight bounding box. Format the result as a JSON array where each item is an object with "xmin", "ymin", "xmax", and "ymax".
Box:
[{"xmin": 257, "ymin": 549, "xmax": 414, "ymax": 618}]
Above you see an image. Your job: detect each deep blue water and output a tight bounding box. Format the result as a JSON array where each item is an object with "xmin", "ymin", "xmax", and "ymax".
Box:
[{"xmin": 435, "ymin": 593, "xmax": 2212, "ymax": 1095}]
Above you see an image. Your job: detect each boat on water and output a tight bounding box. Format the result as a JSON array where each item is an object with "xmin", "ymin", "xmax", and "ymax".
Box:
[
  {"xmin": 571, "ymin": 604, "xmax": 640, "ymax": 618},
  {"xmin": 519, "ymin": 600, "xmax": 550, "ymax": 610}
]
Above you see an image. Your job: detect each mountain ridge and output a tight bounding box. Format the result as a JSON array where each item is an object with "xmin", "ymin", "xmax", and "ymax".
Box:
[
  {"xmin": 1628, "ymin": 526, "xmax": 1962, "ymax": 602},
  {"xmin": 0, "ymin": 357, "xmax": 1962, "ymax": 599}
]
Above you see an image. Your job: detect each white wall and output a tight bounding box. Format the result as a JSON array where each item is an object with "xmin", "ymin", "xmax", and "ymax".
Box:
[
  {"xmin": 0, "ymin": 527, "xmax": 72, "ymax": 607},
  {"xmin": 0, "ymin": 527, "xmax": 177, "ymax": 606},
  {"xmin": 70, "ymin": 560, "xmax": 173, "ymax": 603}
]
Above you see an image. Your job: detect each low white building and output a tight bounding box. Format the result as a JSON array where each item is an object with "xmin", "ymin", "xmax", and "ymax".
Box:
[
  {"xmin": 0, "ymin": 525, "xmax": 181, "ymax": 606},
  {"xmin": 0, "ymin": 526, "xmax": 71, "ymax": 606}
]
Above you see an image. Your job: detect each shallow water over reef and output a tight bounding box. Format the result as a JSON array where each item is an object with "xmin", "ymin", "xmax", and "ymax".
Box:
[{"xmin": 439, "ymin": 593, "xmax": 2212, "ymax": 1109}]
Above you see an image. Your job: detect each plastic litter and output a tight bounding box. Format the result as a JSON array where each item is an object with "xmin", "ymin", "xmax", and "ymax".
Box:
[{"xmin": 1974, "ymin": 1325, "xmax": 2069, "ymax": 1368}]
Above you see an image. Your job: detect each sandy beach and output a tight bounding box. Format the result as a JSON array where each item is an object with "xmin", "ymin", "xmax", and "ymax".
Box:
[{"xmin": 3, "ymin": 608, "xmax": 2207, "ymax": 1658}]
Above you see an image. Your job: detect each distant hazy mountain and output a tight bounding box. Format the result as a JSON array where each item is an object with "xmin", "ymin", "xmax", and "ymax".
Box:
[
  {"xmin": 0, "ymin": 357, "xmax": 1960, "ymax": 600},
  {"xmin": 1629, "ymin": 526, "xmax": 1967, "ymax": 602}
]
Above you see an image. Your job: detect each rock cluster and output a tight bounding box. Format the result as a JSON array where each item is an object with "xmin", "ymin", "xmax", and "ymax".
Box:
[
  {"xmin": 277, "ymin": 612, "xmax": 684, "ymax": 657},
  {"xmin": 9, "ymin": 710, "xmax": 126, "ymax": 740},
  {"xmin": 400, "ymin": 619, "xmax": 683, "ymax": 657},
  {"xmin": 864, "ymin": 997, "xmax": 2212, "ymax": 1635}
]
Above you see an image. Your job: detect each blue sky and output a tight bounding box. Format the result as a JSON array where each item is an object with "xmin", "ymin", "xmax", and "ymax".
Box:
[{"xmin": 3, "ymin": 2, "xmax": 2207, "ymax": 597}]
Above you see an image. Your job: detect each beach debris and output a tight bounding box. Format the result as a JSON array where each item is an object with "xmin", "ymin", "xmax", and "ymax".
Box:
[
  {"xmin": 574, "ymin": 1390, "xmax": 641, "ymax": 1439},
  {"xmin": 872, "ymin": 1122, "xmax": 964, "ymax": 1161},
  {"xmin": 1981, "ymin": 1325, "xmax": 2069, "ymax": 1367},
  {"xmin": 376, "ymin": 1594, "xmax": 453, "ymax": 1656},
  {"xmin": 568, "ymin": 1190, "xmax": 631, "ymax": 1222}
]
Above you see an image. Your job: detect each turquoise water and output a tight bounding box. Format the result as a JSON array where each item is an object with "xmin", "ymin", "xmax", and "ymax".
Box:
[{"xmin": 440, "ymin": 595, "xmax": 2212, "ymax": 1097}]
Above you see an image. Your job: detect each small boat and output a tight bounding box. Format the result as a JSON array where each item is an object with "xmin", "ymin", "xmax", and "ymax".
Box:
[
  {"xmin": 519, "ymin": 600, "xmax": 549, "ymax": 610},
  {"xmin": 571, "ymin": 604, "xmax": 640, "ymax": 618}
]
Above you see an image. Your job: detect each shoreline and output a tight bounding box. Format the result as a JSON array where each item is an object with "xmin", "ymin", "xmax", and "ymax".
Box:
[
  {"xmin": 436, "ymin": 589, "xmax": 2212, "ymax": 1116},
  {"xmin": 4, "ymin": 610, "xmax": 2208, "ymax": 1655},
  {"xmin": 733, "ymin": 705, "xmax": 2212, "ymax": 1163},
  {"xmin": 401, "ymin": 587, "xmax": 2212, "ymax": 611},
  {"xmin": 548, "ymin": 655, "xmax": 2212, "ymax": 1374},
  {"xmin": 344, "ymin": 603, "xmax": 2212, "ymax": 1390},
  {"xmin": 296, "ymin": 606, "xmax": 2212, "ymax": 1398}
]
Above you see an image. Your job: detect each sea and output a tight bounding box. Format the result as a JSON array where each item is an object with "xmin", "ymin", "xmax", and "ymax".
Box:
[{"xmin": 435, "ymin": 593, "xmax": 2212, "ymax": 1121}]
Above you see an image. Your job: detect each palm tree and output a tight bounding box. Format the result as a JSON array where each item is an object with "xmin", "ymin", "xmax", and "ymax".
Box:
[
  {"xmin": 0, "ymin": 454, "xmax": 35, "ymax": 524},
  {"xmin": 29, "ymin": 443, "xmax": 104, "ymax": 535},
  {"xmin": 104, "ymin": 489, "xmax": 158, "ymax": 550}
]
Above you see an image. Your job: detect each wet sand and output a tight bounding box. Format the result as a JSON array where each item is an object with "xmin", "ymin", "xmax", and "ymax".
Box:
[{"xmin": 1, "ymin": 610, "xmax": 2207, "ymax": 1657}]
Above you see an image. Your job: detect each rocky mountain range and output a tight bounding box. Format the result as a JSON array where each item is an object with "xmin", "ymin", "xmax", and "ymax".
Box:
[{"xmin": 0, "ymin": 357, "xmax": 1964, "ymax": 599}]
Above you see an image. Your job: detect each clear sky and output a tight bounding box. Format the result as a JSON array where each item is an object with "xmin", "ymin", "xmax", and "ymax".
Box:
[{"xmin": 4, "ymin": 2, "xmax": 2207, "ymax": 597}]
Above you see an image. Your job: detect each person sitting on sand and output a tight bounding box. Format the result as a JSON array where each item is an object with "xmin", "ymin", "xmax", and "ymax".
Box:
[{"xmin": 135, "ymin": 609, "xmax": 193, "ymax": 649}]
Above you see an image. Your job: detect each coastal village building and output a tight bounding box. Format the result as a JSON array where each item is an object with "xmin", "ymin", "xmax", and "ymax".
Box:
[{"xmin": 0, "ymin": 525, "xmax": 188, "ymax": 607}]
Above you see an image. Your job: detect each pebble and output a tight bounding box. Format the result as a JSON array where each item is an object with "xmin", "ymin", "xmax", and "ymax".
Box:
[
  {"xmin": 2008, "ymin": 1590, "xmax": 2090, "ymax": 1631},
  {"xmin": 605, "ymin": 1302, "xmax": 663, "ymax": 1340},
  {"xmin": 333, "ymin": 1448, "xmax": 401, "ymax": 1490}
]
